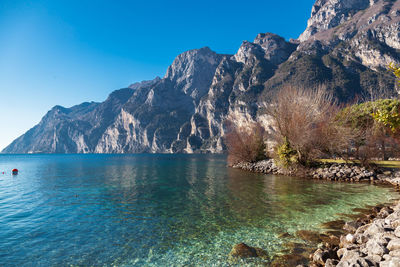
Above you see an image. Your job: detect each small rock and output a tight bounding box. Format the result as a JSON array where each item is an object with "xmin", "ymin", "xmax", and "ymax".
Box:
[
  {"xmin": 346, "ymin": 233, "xmax": 355, "ymax": 243},
  {"xmin": 355, "ymin": 233, "xmax": 368, "ymax": 244},
  {"xmin": 364, "ymin": 221, "xmax": 386, "ymax": 236},
  {"xmin": 365, "ymin": 239, "xmax": 388, "ymax": 256},
  {"xmin": 337, "ymin": 247, "xmax": 347, "ymax": 259},
  {"xmin": 383, "ymin": 254, "xmax": 393, "ymax": 261},
  {"xmin": 395, "ymin": 226, "xmax": 400, "ymax": 238},
  {"xmin": 380, "ymin": 257, "xmax": 400, "ymax": 267},
  {"xmin": 388, "ymin": 210, "xmax": 400, "ymax": 221},
  {"xmin": 366, "ymin": 254, "xmax": 381, "ymax": 263},
  {"xmin": 340, "ymin": 249, "xmax": 362, "ymax": 262},
  {"xmin": 378, "ymin": 207, "xmax": 394, "ymax": 218},
  {"xmin": 389, "ymin": 249, "xmax": 400, "ymax": 257},
  {"xmin": 355, "ymin": 223, "xmax": 371, "ymax": 235},
  {"xmin": 325, "ymin": 258, "xmax": 339, "ymax": 267},
  {"xmin": 392, "ymin": 219, "xmax": 400, "ymax": 228},
  {"xmin": 387, "ymin": 239, "xmax": 400, "ymax": 251},
  {"xmin": 312, "ymin": 248, "xmax": 325, "ymax": 265}
]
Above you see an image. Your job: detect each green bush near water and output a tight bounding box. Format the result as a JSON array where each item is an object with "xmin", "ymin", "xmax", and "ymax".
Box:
[{"xmin": 275, "ymin": 137, "xmax": 299, "ymax": 168}]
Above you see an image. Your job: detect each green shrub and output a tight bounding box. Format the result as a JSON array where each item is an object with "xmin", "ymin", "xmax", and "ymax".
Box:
[
  {"xmin": 337, "ymin": 99, "xmax": 400, "ymax": 132},
  {"xmin": 275, "ymin": 137, "xmax": 299, "ymax": 168},
  {"xmin": 371, "ymin": 100, "xmax": 400, "ymax": 133}
]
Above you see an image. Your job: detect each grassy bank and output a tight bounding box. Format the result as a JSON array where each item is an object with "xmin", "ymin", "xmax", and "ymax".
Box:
[{"xmin": 319, "ymin": 159, "xmax": 400, "ymax": 169}]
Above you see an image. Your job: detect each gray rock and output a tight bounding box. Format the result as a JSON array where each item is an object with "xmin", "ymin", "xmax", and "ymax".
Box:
[
  {"xmin": 325, "ymin": 258, "xmax": 339, "ymax": 267},
  {"xmin": 344, "ymin": 221, "xmax": 362, "ymax": 233},
  {"xmin": 340, "ymin": 249, "xmax": 362, "ymax": 261},
  {"xmin": 366, "ymin": 254, "xmax": 381, "ymax": 264},
  {"xmin": 389, "ymin": 249, "xmax": 400, "ymax": 257},
  {"xmin": 312, "ymin": 248, "xmax": 325, "ymax": 265},
  {"xmin": 380, "ymin": 256, "xmax": 400, "ymax": 267},
  {"xmin": 365, "ymin": 239, "xmax": 388, "ymax": 256},
  {"xmin": 364, "ymin": 220, "xmax": 387, "ymax": 236},
  {"xmin": 387, "ymin": 239, "xmax": 400, "ymax": 251}
]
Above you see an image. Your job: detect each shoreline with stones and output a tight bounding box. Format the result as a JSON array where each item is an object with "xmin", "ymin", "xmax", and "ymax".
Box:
[
  {"xmin": 231, "ymin": 159, "xmax": 400, "ymax": 266},
  {"xmin": 309, "ymin": 201, "xmax": 400, "ymax": 267},
  {"xmin": 232, "ymin": 159, "xmax": 400, "ymax": 186}
]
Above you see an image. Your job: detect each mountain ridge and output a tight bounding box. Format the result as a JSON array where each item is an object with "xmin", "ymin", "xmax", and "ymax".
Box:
[{"xmin": 3, "ymin": 0, "xmax": 400, "ymax": 154}]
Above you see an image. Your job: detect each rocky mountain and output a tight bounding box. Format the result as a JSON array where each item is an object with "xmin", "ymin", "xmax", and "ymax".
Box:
[{"xmin": 3, "ymin": 0, "xmax": 400, "ymax": 154}]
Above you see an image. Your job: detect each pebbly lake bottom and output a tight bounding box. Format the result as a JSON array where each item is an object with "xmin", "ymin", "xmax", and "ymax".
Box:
[{"xmin": 0, "ymin": 154, "xmax": 398, "ymax": 266}]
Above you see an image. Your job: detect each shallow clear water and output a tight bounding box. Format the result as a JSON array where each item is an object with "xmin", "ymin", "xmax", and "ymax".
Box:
[{"xmin": 0, "ymin": 154, "xmax": 397, "ymax": 266}]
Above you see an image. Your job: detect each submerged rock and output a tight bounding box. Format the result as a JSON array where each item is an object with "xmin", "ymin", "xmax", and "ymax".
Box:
[
  {"xmin": 321, "ymin": 219, "xmax": 346, "ymax": 230},
  {"xmin": 228, "ymin": 243, "xmax": 268, "ymax": 259},
  {"xmin": 283, "ymin": 242, "xmax": 309, "ymax": 255},
  {"xmin": 229, "ymin": 243, "xmax": 257, "ymax": 258},
  {"xmin": 295, "ymin": 230, "xmax": 325, "ymax": 243},
  {"xmin": 270, "ymin": 254, "xmax": 308, "ymax": 267}
]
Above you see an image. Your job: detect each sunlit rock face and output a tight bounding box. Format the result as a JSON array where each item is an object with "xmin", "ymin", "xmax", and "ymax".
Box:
[
  {"xmin": 4, "ymin": 0, "xmax": 400, "ymax": 154},
  {"xmin": 297, "ymin": 0, "xmax": 400, "ymax": 69},
  {"xmin": 4, "ymin": 48, "xmax": 224, "ymax": 153},
  {"xmin": 299, "ymin": 0, "xmax": 371, "ymax": 42}
]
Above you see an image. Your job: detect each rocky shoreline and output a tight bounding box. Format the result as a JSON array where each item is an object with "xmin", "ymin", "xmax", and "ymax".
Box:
[
  {"xmin": 232, "ymin": 159, "xmax": 400, "ymax": 266},
  {"xmin": 232, "ymin": 159, "xmax": 400, "ymax": 186},
  {"xmin": 309, "ymin": 201, "xmax": 400, "ymax": 267}
]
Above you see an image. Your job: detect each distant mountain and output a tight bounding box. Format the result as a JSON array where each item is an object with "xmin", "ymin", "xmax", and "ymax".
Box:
[{"xmin": 3, "ymin": 0, "xmax": 400, "ymax": 154}]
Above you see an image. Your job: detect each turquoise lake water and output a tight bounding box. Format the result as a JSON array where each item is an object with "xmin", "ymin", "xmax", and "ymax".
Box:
[{"xmin": 0, "ymin": 154, "xmax": 398, "ymax": 266}]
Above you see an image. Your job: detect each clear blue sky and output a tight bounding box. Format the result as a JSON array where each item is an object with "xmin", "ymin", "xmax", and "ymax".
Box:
[{"xmin": 0, "ymin": 0, "xmax": 315, "ymax": 151}]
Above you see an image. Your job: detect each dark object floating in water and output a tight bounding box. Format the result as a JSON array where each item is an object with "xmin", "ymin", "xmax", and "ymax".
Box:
[{"xmin": 12, "ymin": 169, "xmax": 18, "ymax": 175}]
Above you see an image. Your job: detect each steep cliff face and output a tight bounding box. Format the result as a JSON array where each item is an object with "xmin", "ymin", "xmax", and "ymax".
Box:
[
  {"xmin": 3, "ymin": 0, "xmax": 400, "ymax": 154},
  {"xmin": 274, "ymin": 0, "xmax": 400, "ymax": 100},
  {"xmin": 83, "ymin": 47, "xmax": 223, "ymax": 153},
  {"xmin": 184, "ymin": 0, "xmax": 400, "ymax": 152},
  {"xmin": 299, "ymin": 0, "xmax": 371, "ymax": 42},
  {"xmin": 185, "ymin": 33, "xmax": 297, "ymax": 153},
  {"xmin": 3, "ymin": 102, "xmax": 99, "ymax": 153},
  {"xmin": 298, "ymin": 0, "xmax": 400, "ymax": 70},
  {"xmin": 3, "ymin": 85, "xmax": 145, "ymax": 153}
]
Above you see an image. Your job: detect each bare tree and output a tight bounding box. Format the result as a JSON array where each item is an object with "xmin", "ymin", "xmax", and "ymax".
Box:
[
  {"xmin": 224, "ymin": 121, "xmax": 267, "ymax": 166},
  {"xmin": 267, "ymin": 84, "xmax": 345, "ymax": 166}
]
